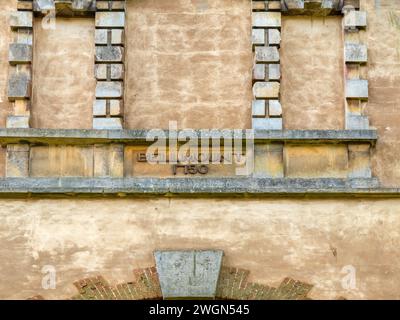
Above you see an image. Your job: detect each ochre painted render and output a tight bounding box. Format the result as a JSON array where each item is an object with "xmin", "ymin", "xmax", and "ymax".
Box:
[{"xmin": 0, "ymin": 198, "xmax": 399, "ymax": 300}]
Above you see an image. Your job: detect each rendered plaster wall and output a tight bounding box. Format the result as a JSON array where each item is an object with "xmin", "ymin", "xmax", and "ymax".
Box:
[
  {"xmin": 0, "ymin": 197, "xmax": 399, "ymax": 300},
  {"xmin": 0, "ymin": 0, "xmax": 17, "ymax": 127},
  {"xmin": 280, "ymin": 16, "xmax": 345, "ymax": 130},
  {"xmin": 31, "ymin": 17, "xmax": 95, "ymax": 129},
  {"xmin": 124, "ymin": 0, "xmax": 253, "ymax": 129},
  {"xmin": 364, "ymin": 0, "xmax": 400, "ymax": 187}
]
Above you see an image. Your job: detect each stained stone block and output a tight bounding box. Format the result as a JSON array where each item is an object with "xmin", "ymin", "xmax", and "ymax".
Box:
[
  {"xmin": 252, "ymin": 12, "xmax": 281, "ymax": 28},
  {"xmin": 346, "ymin": 80, "xmax": 368, "ymax": 99},
  {"xmin": 95, "ymin": 82, "xmax": 123, "ymax": 98},
  {"xmin": 348, "ymin": 144, "xmax": 372, "ymax": 178},
  {"xmin": 269, "ymin": 100, "xmax": 282, "ymax": 117},
  {"xmin": 9, "ymin": 43, "xmax": 32, "ymax": 65},
  {"xmin": 268, "ymin": 64, "xmax": 281, "ymax": 80},
  {"xmin": 6, "ymin": 115, "xmax": 30, "ymax": 129},
  {"xmin": 268, "ymin": 29, "xmax": 281, "ymax": 46},
  {"xmin": 17, "ymin": 30, "xmax": 33, "ymax": 45},
  {"xmin": 93, "ymin": 117, "xmax": 123, "ymax": 130},
  {"xmin": 345, "ymin": 43, "xmax": 367, "ymax": 63},
  {"xmin": 252, "ymin": 100, "xmax": 266, "ymax": 117},
  {"xmin": 95, "ymin": 29, "xmax": 124, "ymax": 45},
  {"xmin": 253, "ymin": 82, "xmax": 280, "ymax": 98},
  {"xmin": 344, "ymin": 11, "xmax": 367, "ymax": 28},
  {"xmin": 154, "ymin": 250, "xmax": 224, "ymax": 299},
  {"xmin": 253, "ymin": 64, "xmax": 265, "ymax": 80},
  {"xmin": 254, "ymin": 143, "xmax": 284, "ymax": 178},
  {"xmin": 33, "ymin": 0, "xmax": 96, "ymax": 13},
  {"xmin": 95, "ymin": 46, "xmax": 124, "ymax": 63},
  {"xmin": 10, "ymin": 11, "xmax": 33, "ymax": 29},
  {"xmin": 252, "ymin": 29, "xmax": 265, "ymax": 45},
  {"xmin": 95, "ymin": 12, "xmax": 125, "ymax": 28},
  {"xmin": 33, "ymin": 0, "xmax": 55, "ymax": 11},
  {"xmin": 284, "ymin": 0, "xmax": 304, "ymax": 9},
  {"xmin": 252, "ymin": 118, "xmax": 283, "ymax": 130},
  {"xmin": 95, "ymin": 64, "xmax": 124, "ymax": 80},
  {"xmin": 6, "ymin": 144, "xmax": 30, "ymax": 177},
  {"xmin": 255, "ymin": 47, "xmax": 280, "ymax": 63},
  {"xmin": 94, "ymin": 144, "xmax": 124, "ymax": 177},
  {"xmin": 346, "ymin": 114, "xmax": 369, "ymax": 130},
  {"xmin": 8, "ymin": 73, "xmax": 31, "ymax": 101},
  {"xmin": 96, "ymin": 1, "xmax": 125, "ymax": 11}
]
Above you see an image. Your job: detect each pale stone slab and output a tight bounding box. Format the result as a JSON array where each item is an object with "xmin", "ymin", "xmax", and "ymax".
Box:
[
  {"xmin": 8, "ymin": 73, "xmax": 31, "ymax": 101},
  {"xmin": 252, "ymin": 12, "xmax": 281, "ymax": 28},
  {"xmin": 95, "ymin": 82, "xmax": 123, "ymax": 98},
  {"xmin": 345, "ymin": 43, "xmax": 367, "ymax": 63},
  {"xmin": 154, "ymin": 250, "xmax": 224, "ymax": 299},
  {"xmin": 346, "ymin": 114, "xmax": 369, "ymax": 130},
  {"xmin": 268, "ymin": 29, "xmax": 281, "ymax": 46},
  {"xmin": 269, "ymin": 100, "xmax": 282, "ymax": 117},
  {"xmin": 255, "ymin": 47, "xmax": 280, "ymax": 63},
  {"xmin": 253, "ymin": 64, "xmax": 265, "ymax": 80},
  {"xmin": 95, "ymin": 12, "xmax": 125, "ymax": 28},
  {"xmin": 9, "ymin": 43, "xmax": 32, "ymax": 65},
  {"xmin": 6, "ymin": 116, "xmax": 30, "ymax": 129},
  {"xmin": 93, "ymin": 118, "xmax": 123, "ymax": 130},
  {"xmin": 346, "ymin": 80, "xmax": 368, "ymax": 99},
  {"xmin": 95, "ymin": 29, "xmax": 124, "ymax": 45},
  {"xmin": 95, "ymin": 64, "xmax": 124, "ymax": 80},
  {"xmin": 268, "ymin": 64, "xmax": 281, "ymax": 81},
  {"xmin": 344, "ymin": 11, "xmax": 367, "ymax": 28},
  {"xmin": 95, "ymin": 46, "xmax": 124, "ymax": 63},
  {"xmin": 252, "ymin": 118, "xmax": 283, "ymax": 130},
  {"xmin": 10, "ymin": 12, "xmax": 33, "ymax": 29},
  {"xmin": 253, "ymin": 82, "xmax": 280, "ymax": 98},
  {"xmin": 252, "ymin": 100, "xmax": 266, "ymax": 117}
]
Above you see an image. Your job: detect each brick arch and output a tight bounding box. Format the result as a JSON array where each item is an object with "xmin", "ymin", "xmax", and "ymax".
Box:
[{"xmin": 29, "ymin": 266, "xmax": 314, "ymax": 300}]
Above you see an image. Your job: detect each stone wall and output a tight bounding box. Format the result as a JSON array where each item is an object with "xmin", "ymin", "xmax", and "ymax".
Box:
[{"xmin": 0, "ymin": 197, "xmax": 399, "ymax": 300}]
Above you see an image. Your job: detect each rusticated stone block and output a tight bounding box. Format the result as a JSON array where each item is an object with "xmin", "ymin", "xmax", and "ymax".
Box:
[
  {"xmin": 9, "ymin": 43, "xmax": 32, "ymax": 65},
  {"xmin": 268, "ymin": 64, "xmax": 281, "ymax": 80},
  {"xmin": 346, "ymin": 114, "xmax": 369, "ymax": 130},
  {"xmin": 155, "ymin": 250, "xmax": 224, "ymax": 299},
  {"xmin": 268, "ymin": 29, "xmax": 281, "ymax": 46},
  {"xmin": 95, "ymin": 81, "xmax": 123, "ymax": 98},
  {"xmin": 252, "ymin": 100, "xmax": 266, "ymax": 117},
  {"xmin": 95, "ymin": 64, "xmax": 124, "ymax": 80},
  {"xmin": 344, "ymin": 10, "xmax": 367, "ymax": 28},
  {"xmin": 10, "ymin": 11, "xmax": 33, "ymax": 29},
  {"xmin": 252, "ymin": 12, "xmax": 281, "ymax": 28},
  {"xmin": 253, "ymin": 64, "xmax": 265, "ymax": 80},
  {"xmin": 346, "ymin": 79, "xmax": 368, "ymax": 99},
  {"xmin": 6, "ymin": 144, "xmax": 29, "ymax": 177},
  {"xmin": 345, "ymin": 43, "xmax": 367, "ymax": 63},
  {"xmin": 95, "ymin": 29, "xmax": 124, "ymax": 45},
  {"xmin": 269, "ymin": 100, "xmax": 282, "ymax": 117},
  {"xmin": 8, "ymin": 73, "xmax": 31, "ymax": 101},
  {"xmin": 255, "ymin": 46, "xmax": 280, "ymax": 63},
  {"xmin": 6, "ymin": 115, "xmax": 30, "ymax": 129},
  {"xmin": 96, "ymin": 1, "xmax": 125, "ymax": 11},
  {"xmin": 252, "ymin": 117, "xmax": 283, "ymax": 130},
  {"xmin": 94, "ymin": 144, "xmax": 124, "ymax": 177},
  {"xmin": 253, "ymin": 81, "xmax": 280, "ymax": 98},
  {"xmin": 93, "ymin": 99, "xmax": 122, "ymax": 116},
  {"xmin": 95, "ymin": 12, "xmax": 125, "ymax": 28},
  {"xmin": 95, "ymin": 46, "xmax": 124, "ymax": 63},
  {"xmin": 93, "ymin": 118, "xmax": 123, "ymax": 130},
  {"xmin": 252, "ymin": 29, "xmax": 265, "ymax": 45},
  {"xmin": 254, "ymin": 143, "xmax": 284, "ymax": 178}
]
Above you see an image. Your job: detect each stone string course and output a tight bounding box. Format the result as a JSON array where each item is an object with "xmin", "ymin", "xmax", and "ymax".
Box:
[{"xmin": 28, "ymin": 265, "xmax": 314, "ymax": 300}]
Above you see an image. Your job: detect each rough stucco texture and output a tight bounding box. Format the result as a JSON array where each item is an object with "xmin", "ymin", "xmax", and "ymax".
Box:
[
  {"xmin": 31, "ymin": 18, "xmax": 95, "ymax": 129},
  {"xmin": 124, "ymin": 0, "xmax": 253, "ymax": 129},
  {"xmin": 281, "ymin": 16, "xmax": 345, "ymax": 130},
  {"xmin": 364, "ymin": 0, "xmax": 400, "ymax": 187},
  {"xmin": 0, "ymin": 198, "xmax": 399, "ymax": 300},
  {"xmin": 0, "ymin": 0, "xmax": 17, "ymax": 128}
]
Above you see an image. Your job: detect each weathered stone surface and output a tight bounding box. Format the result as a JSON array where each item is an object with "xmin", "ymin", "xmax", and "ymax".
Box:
[
  {"xmin": 6, "ymin": 116, "xmax": 29, "ymax": 129},
  {"xmin": 155, "ymin": 250, "xmax": 224, "ymax": 299},
  {"xmin": 268, "ymin": 29, "xmax": 281, "ymax": 46},
  {"xmin": 95, "ymin": 46, "xmax": 124, "ymax": 63},
  {"xmin": 95, "ymin": 82, "xmax": 123, "ymax": 98},
  {"xmin": 269, "ymin": 100, "xmax": 282, "ymax": 117},
  {"xmin": 345, "ymin": 43, "xmax": 367, "ymax": 63},
  {"xmin": 5, "ymin": 144, "xmax": 29, "ymax": 178},
  {"xmin": 8, "ymin": 43, "xmax": 32, "ymax": 65},
  {"xmin": 95, "ymin": 29, "xmax": 124, "ymax": 45},
  {"xmin": 252, "ymin": 29, "xmax": 265, "ymax": 45},
  {"xmin": 95, "ymin": 12, "xmax": 125, "ymax": 28},
  {"xmin": 254, "ymin": 143, "xmax": 284, "ymax": 178},
  {"xmin": 346, "ymin": 114, "xmax": 369, "ymax": 130},
  {"xmin": 348, "ymin": 143, "xmax": 372, "ymax": 178},
  {"xmin": 253, "ymin": 82, "xmax": 280, "ymax": 98},
  {"xmin": 252, "ymin": 118, "xmax": 283, "ymax": 130},
  {"xmin": 346, "ymin": 80, "xmax": 368, "ymax": 99},
  {"xmin": 282, "ymin": 0, "xmax": 343, "ymax": 15},
  {"xmin": 9, "ymin": 11, "xmax": 33, "ymax": 29},
  {"xmin": 253, "ymin": 64, "xmax": 266, "ymax": 80},
  {"xmin": 33, "ymin": 0, "xmax": 96, "ymax": 15},
  {"xmin": 94, "ymin": 144, "xmax": 124, "ymax": 177},
  {"xmin": 255, "ymin": 47, "xmax": 280, "ymax": 63},
  {"xmin": 252, "ymin": 12, "xmax": 281, "ymax": 28},
  {"xmin": 268, "ymin": 64, "xmax": 281, "ymax": 80},
  {"xmin": 93, "ymin": 118, "xmax": 123, "ymax": 130},
  {"xmin": 8, "ymin": 73, "xmax": 31, "ymax": 101},
  {"xmin": 95, "ymin": 64, "xmax": 124, "ymax": 80},
  {"xmin": 344, "ymin": 11, "xmax": 367, "ymax": 28},
  {"xmin": 252, "ymin": 100, "xmax": 266, "ymax": 117}
]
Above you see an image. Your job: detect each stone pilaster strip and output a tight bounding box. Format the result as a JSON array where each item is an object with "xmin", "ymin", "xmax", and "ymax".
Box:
[
  {"xmin": 7, "ymin": 1, "xmax": 33, "ymax": 129},
  {"xmin": 252, "ymin": 1, "xmax": 282, "ymax": 130},
  {"xmin": 343, "ymin": 1, "xmax": 370, "ymax": 129},
  {"xmin": 93, "ymin": 1, "xmax": 125, "ymax": 130}
]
